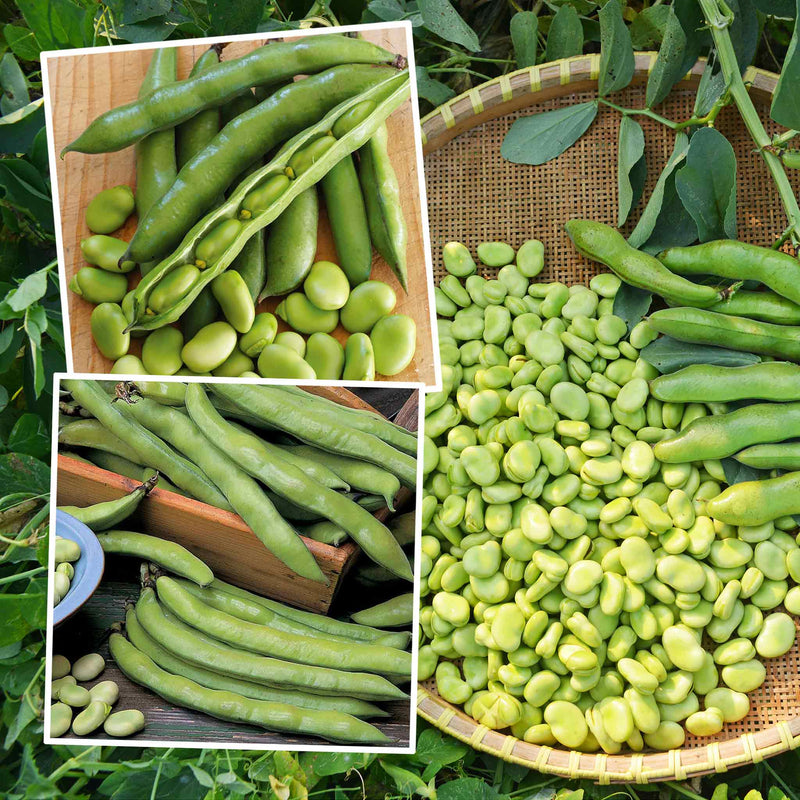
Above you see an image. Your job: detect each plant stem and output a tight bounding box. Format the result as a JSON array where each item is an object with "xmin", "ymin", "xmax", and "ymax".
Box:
[
  {"xmin": 598, "ymin": 98, "xmax": 680, "ymax": 128},
  {"xmin": 699, "ymin": 0, "xmax": 800, "ymax": 246},
  {"xmin": 0, "ymin": 565, "xmax": 46, "ymax": 587}
]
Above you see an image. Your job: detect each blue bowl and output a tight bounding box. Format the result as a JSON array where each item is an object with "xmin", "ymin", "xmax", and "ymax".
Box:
[{"xmin": 53, "ymin": 510, "xmax": 105, "ymax": 626}]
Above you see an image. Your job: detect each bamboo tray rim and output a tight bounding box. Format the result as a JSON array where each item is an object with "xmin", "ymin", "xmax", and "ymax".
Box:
[{"xmin": 417, "ymin": 54, "xmax": 797, "ymax": 783}]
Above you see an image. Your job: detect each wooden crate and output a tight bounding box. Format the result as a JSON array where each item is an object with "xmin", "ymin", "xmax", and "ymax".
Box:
[
  {"xmin": 57, "ymin": 384, "xmax": 417, "ymax": 613},
  {"xmin": 45, "ymin": 26, "xmax": 436, "ymax": 385}
]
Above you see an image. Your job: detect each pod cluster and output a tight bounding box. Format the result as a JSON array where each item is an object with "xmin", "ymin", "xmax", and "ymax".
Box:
[{"xmin": 422, "ymin": 238, "xmax": 800, "ymax": 752}]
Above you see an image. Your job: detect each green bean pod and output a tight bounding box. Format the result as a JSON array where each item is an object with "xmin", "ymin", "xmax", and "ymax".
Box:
[
  {"xmin": 358, "ymin": 123, "xmax": 408, "ymax": 291},
  {"xmin": 177, "ymin": 46, "xmax": 222, "ymax": 168},
  {"xmin": 123, "ymin": 607, "xmax": 385, "ymax": 719},
  {"xmin": 129, "ymin": 72, "xmax": 409, "ymax": 330},
  {"xmin": 321, "ymin": 154, "xmax": 372, "ymax": 286},
  {"xmin": 261, "ymin": 188, "xmax": 319, "ymax": 298},
  {"xmin": 59, "ymin": 477, "xmax": 154, "ymax": 531},
  {"xmin": 58, "ymin": 418, "xmax": 145, "ymax": 463},
  {"xmin": 135, "ymin": 588, "xmax": 405, "ymax": 701},
  {"xmin": 65, "ymin": 36, "xmax": 398, "ymax": 154},
  {"xmin": 97, "ymin": 530, "xmax": 213, "ymax": 586},
  {"xmin": 650, "ymin": 362, "xmax": 800, "ymax": 403},
  {"xmin": 156, "ymin": 575, "xmax": 411, "ymax": 675},
  {"xmin": 660, "ymin": 240, "xmax": 800, "ymax": 306},
  {"xmin": 63, "ymin": 379, "xmax": 230, "ymax": 509},
  {"xmin": 564, "ymin": 220, "xmax": 729, "ymax": 306},
  {"xmin": 647, "ymin": 307, "xmax": 800, "ymax": 361},
  {"xmin": 735, "ymin": 443, "xmax": 800, "ymax": 470},
  {"xmin": 127, "ymin": 65, "xmax": 405, "ymax": 264},
  {"xmin": 108, "ymin": 631, "xmax": 388, "ymax": 744},
  {"xmin": 654, "ymin": 401, "xmax": 800, "ymax": 463},
  {"xmin": 351, "ymin": 593, "xmax": 413, "ymax": 627},
  {"xmin": 706, "ymin": 471, "xmax": 800, "ymax": 526},
  {"xmin": 185, "ymin": 384, "xmax": 413, "ymax": 581},
  {"xmin": 709, "ymin": 290, "xmax": 800, "ymax": 324},
  {"xmin": 210, "ymin": 383, "xmax": 417, "ymax": 487},
  {"xmin": 120, "ymin": 395, "xmax": 325, "ymax": 583}
]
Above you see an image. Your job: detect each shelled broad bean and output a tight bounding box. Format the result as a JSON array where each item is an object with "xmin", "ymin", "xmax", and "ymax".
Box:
[{"xmin": 421, "ymin": 239, "xmax": 800, "ymax": 753}]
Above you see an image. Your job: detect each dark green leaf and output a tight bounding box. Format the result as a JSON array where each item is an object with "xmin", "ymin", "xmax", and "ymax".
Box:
[
  {"xmin": 613, "ymin": 283, "xmax": 652, "ymax": 331},
  {"xmin": 207, "ymin": 0, "xmax": 263, "ymax": 35},
  {"xmin": 545, "ymin": 6, "xmax": 583, "ymax": 62},
  {"xmin": 0, "ymin": 54, "xmax": 29, "ymax": 115},
  {"xmin": 501, "ymin": 101, "xmax": 598, "ymax": 165},
  {"xmin": 676, "ymin": 127, "xmax": 737, "ymax": 241},
  {"xmin": 640, "ymin": 335, "xmax": 761, "ymax": 373},
  {"xmin": 639, "ymin": 166, "xmax": 698, "ymax": 254},
  {"xmin": 0, "ymin": 453, "xmax": 49, "ymax": 494},
  {"xmin": 729, "ymin": 0, "xmax": 759, "ymax": 73},
  {"xmin": 415, "ymin": 67, "xmax": 455, "ymax": 105},
  {"xmin": 510, "ymin": 12, "xmax": 538, "ymax": 68},
  {"xmin": 629, "ymin": 6, "xmax": 671, "ymax": 49},
  {"xmin": 8, "ymin": 414, "xmax": 49, "ymax": 460},
  {"xmin": 380, "ymin": 761, "xmax": 433, "ymax": 798},
  {"xmin": 7, "ymin": 269, "xmax": 47, "ymax": 312},
  {"xmin": 0, "ymin": 326, "xmax": 24, "ymax": 373},
  {"xmin": 673, "ymin": 0, "xmax": 712, "ymax": 77},
  {"xmin": 721, "ymin": 457, "xmax": 768, "ymax": 485},
  {"xmin": 617, "ymin": 116, "xmax": 646, "ymax": 226},
  {"xmin": 0, "ymin": 592, "xmax": 45, "ymax": 647},
  {"xmin": 106, "ymin": 0, "xmax": 171, "ymax": 23},
  {"xmin": 694, "ymin": 59, "xmax": 726, "ymax": 117},
  {"xmin": 3, "ymin": 25, "xmax": 42, "ymax": 62},
  {"xmin": 312, "ymin": 752, "xmax": 375, "ymax": 777},
  {"xmin": 0, "ymin": 97, "xmax": 44, "ymax": 156},
  {"xmin": 0, "ymin": 158, "xmax": 53, "ymax": 232},
  {"xmin": 15, "ymin": 0, "xmax": 88, "ymax": 51},
  {"xmin": 4, "ymin": 697, "xmax": 39, "ymax": 749},
  {"xmin": 771, "ymin": 0, "xmax": 800, "ymax": 129},
  {"xmin": 418, "ymin": 0, "xmax": 480, "ymax": 52},
  {"xmin": 628, "ymin": 132, "xmax": 690, "ymax": 248},
  {"xmin": 754, "ymin": 0, "xmax": 796, "ymax": 14},
  {"xmin": 438, "ymin": 778, "xmax": 509, "ymax": 800},
  {"xmin": 646, "ymin": 7, "xmax": 688, "ymax": 108},
  {"xmin": 598, "ymin": 0, "xmax": 635, "ymax": 96}
]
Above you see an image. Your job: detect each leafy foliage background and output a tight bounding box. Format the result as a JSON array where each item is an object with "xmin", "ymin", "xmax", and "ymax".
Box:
[{"xmin": 1, "ymin": 1, "xmax": 799, "ymax": 797}]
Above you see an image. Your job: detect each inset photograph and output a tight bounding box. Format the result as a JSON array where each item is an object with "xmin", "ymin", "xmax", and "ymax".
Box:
[
  {"xmin": 48, "ymin": 377, "xmax": 418, "ymax": 750},
  {"xmin": 44, "ymin": 23, "xmax": 437, "ymax": 385}
]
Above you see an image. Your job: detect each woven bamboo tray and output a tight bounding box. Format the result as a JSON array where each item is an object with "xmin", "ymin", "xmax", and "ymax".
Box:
[{"xmin": 417, "ymin": 53, "xmax": 800, "ymax": 783}]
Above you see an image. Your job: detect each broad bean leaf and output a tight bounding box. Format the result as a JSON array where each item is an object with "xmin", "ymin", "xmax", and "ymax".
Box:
[
  {"xmin": 416, "ymin": 727, "xmax": 469, "ymax": 781},
  {"xmin": 638, "ymin": 166, "xmax": 698, "ymax": 254},
  {"xmin": 640, "ymin": 336, "xmax": 761, "ymax": 373},
  {"xmin": 3, "ymin": 25, "xmax": 42, "ymax": 62},
  {"xmin": 673, "ymin": 0, "xmax": 712, "ymax": 77},
  {"xmin": 0, "ymin": 159, "xmax": 53, "ymax": 233},
  {"xmin": 380, "ymin": 761, "xmax": 434, "ymax": 798},
  {"xmin": 501, "ymin": 101, "xmax": 598, "ymax": 165},
  {"xmin": 438, "ymin": 778, "xmax": 509, "ymax": 800},
  {"xmin": 0, "ymin": 454, "xmax": 48, "ymax": 495},
  {"xmin": 628, "ymin": 132, "xmax": 690, "ymax": 248},
  {"xmin": 0, "ymin": 98, "xmax": 44, "ymax": 156},
  {"xmin": 207, "ymin": 0, "xmax": 263, "ymax": 35},
  {"xmin": 368, "ymin": 0, "xmax": 424, "ymax": 27},
  {"xmin": 729, "ymin": 0, "xmax": 759, "ymax": 73},
  {"xmin": 676, "ymin": 127, "xmax": 737, "ymax": 241},
  {"xmin": 510, "ymin": 12, "xmax": 538, "ymax": 68},
  {"xmin": 721, "ymin": 458, "xmax": 769, "ymax": 487},
  {"xmin": 617, "ymin": 115, "xmax": 646, "ymax": 226},
  {"xmin": 771, "ymin": 0, "xmax": 800, "ymax": 129},
  {"xmin": 0, "ymin": 55, "xmax": 29, "ymax": 116},
  {"xmin": 613, "ymin": 283, "xmax": 652, "ymax": 331},
  {"xmin": 312, "ymin": 752, "xmax": 375, "ymax": 777},
  {"xmin": 598, "ymin": 0, "xmax": 635, "ymax": 96},
  {"xmin": 694, "ymin": 58, "xmax": 727, "ymax": 117},
  {"xmin": 545, "ymin": 6, "xmax": 583, "ymax": 62},
  {"xmin": 0, "ymin": 592, "xmax": 46, "ymax": 647},
  {"xmin": 754, "ymin": 0, "xmax": 796, "ymax": 14},
  {"xmin": 107, "ymin": 0, "xmax": 171, "ymax": 22},
  {"xmin": 646, "ymin": 7, "xmax": 688, "ymax": 108},
  {"xmin": 15, "ymin": 0, "xmax": 89, "ymax": 51},
  {"xmin": 6, "ymin": 268, "xmax": 48, "ymax": 312},
  {"xmin": 629, "ymin": 6, "xmax": 671, "ymax": 50},
  {"xmin": 415, "ymin": 67, "xmax": 455, "ymax": 105},
  {"xmin": 418, "ymin": 0, "xmax": 480, "ymax": 52},
  {"xmin": 7, "ymin": 414, "xmax": 49, "ymax": 461}
]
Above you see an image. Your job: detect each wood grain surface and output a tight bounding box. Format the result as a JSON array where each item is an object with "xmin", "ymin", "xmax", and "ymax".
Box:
[
  {"xmin": 52, "ymin": 386, "xmax": 415, "ymax": 748},
  {"xmin": 46, "ymin": 26, "xmax": 436, "ymax": 385}
]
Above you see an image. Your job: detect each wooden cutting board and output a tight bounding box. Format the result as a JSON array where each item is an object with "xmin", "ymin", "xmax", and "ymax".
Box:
[{"xmin": 45, "ymin": 25, "xmax": 436, "ymax": 385}]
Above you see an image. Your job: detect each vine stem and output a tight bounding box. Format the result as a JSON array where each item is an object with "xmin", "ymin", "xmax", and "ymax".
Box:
[{"xmin": 699, "ymin": 0, "xmax": 800, "ymax": 247}]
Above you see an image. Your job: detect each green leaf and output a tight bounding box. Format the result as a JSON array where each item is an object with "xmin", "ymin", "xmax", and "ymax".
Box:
[
  {"xmin": 640, "ymin": 336, "xmax": 761, "ymax": 373},
  {"xmin": 545, "ymin": 6, "xmax": 583, "ymax": 62},
  {"xmin": 617, "ymin": 116, "xmax": 646, "ymax": 226},
  {"xmin": 4, "ymin": 696, "xmax": 39, "ymax": 749},
  {"xmin": 728, "ymin": 0, "xmax": 759, "ymax": 74},
  {"xmin": 629, "ymin": 6, "xmax": 671, "ymax": 50},
  {"xmin": 694, "ymin": 59, "xmax": 726, "ymax": 117},
  {"xmin": 613, "ymin": 283, "xmax": 652, "ymax": 331},
  {"xmin": 8, "ymin": 414, "xmax": 49, "ymax": 460},
  {"xmin": 3, "ymin": 25, "xmax": 41, "ymax": 62},
  {"xmin": 0, "ymin": 453, "xmax": 49, "ymax": 495},
  {"xmin": 628, "ymin": 132, "xmax": 690, "ymax": 248},
  {"xmin": 379, "ymin": 760, "xmax": 434, "ymax": 798},
  {"xmin": 501, "ymin": 101, "xmax": 598, "ymax": 165},
  {"xmin": 598, "ymin": 0, "xmax": 635, "ymax": 97},
  {"xmin": 415, "ymin": 66, "xmax": 455, "ymax": 105},
  {"xmin": 0, "ymin": 97, "xmax": 43, "ymax": 156},
  {"xmin": 418, "ymin": 0, "xmax": 480, "ymax": 52},
  {"xmin": 510, "ymin": 12, "xmax": 538, "ymax": 68},
  {"xmin": 15, "ymin": 0, "xmax": 88, "ymax": 51},
  {"xmin": 0, "ymin": 158, "xmax": 53, "ymax": 233},
  {"xmin": 0, "ymin": 54, "xmax": 29, "ymax": 115},
  {"xmin": 673, "ymin": 0, "xmax": 712, "ymax": 77},
  {"xmin": 207, "ymin": 0, "xmax": 263, "ymax": 35},
  {"xmin": 675, "ymin": 127, "xmax": 737, "ymax": 242},
  {"xmin": 721, "ymin": 457, "xmax": 768, "ymax": 487},
  {"xmin": 771, "ymin": 0, "xmax": 800, "ymax": 129},
  {"xmin": 638, "ymin": 167, "xmax": 698, "ymax": 254},
  {"xmin": 312, "ymin": 752, "xmax": 375, "ymax": 777},
  {"xmin": 754, "ymin": 0, "xmax": 796, "ymax": 14},
  {"xmin": 0, "ymin": 592, "xmax": 46, "ymax": 647},
  {"xmin": 646, "ymin": 7, "xmax": 688, "ymax": 108},
  {"xmin": 438, "ymin": 777, "xmax": 509, "ymax": 800},
  {"xmin": 7, "ymin": 269, "xmax": 47, "ymax": 312}
]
